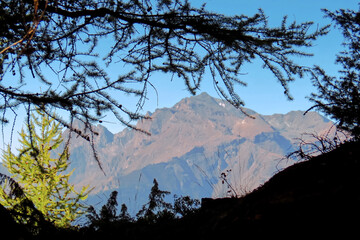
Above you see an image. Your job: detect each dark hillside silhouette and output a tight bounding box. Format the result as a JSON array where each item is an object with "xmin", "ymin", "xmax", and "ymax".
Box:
[
  {"xmin": 0, "ymin": 204, "xmax": 30, "ymax": 239},
  {"xmin": 189, "ymin": 140, "xmax": 360, "ymax": 238},
  {"xmin": 2, "ymin": 140, "xmax": 359, "ymax": 239},
  {"xmin": 74, "ymin": 140, "xmax": 360, "ymax": 240}
]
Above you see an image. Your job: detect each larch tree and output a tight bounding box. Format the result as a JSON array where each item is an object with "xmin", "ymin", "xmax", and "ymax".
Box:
[
  {"xmin": 0, "ymin": 0, "xmax": 329, "ymax": 141},
  {"xmin": 309, "ymin": 7, "xmax": 360, "ymax": 139},
  {"xmin": 0, "ymin": 109, "xmax": 91, "ymax": 228}
]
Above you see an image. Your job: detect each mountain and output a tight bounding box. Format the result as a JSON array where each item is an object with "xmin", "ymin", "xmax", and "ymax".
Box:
[{"xmin": 61, "ymin": 92, "xmax": 334, "ymax": 211}]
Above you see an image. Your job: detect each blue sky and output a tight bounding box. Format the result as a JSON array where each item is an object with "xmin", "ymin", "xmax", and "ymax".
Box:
[
  {"xmin": 127, "ymin": 0, "xmax": 359, "ymax": 125},
  {"xmin": 1, "ymin": 1, "xmax": 359, "ymax": 150},
  {"xmin": 144, "ymin": 0, "xmax": 359, "ymax": 115}
]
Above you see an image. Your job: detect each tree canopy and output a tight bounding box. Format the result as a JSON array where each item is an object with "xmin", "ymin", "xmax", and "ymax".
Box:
[
  {"xmin": 0, "ymin": 0, "xmax": 329, "ymax": 139},
  {"xmin": 0, "ymin": 109, "xmax": 90, "ymax": 227},
  {"xmin": 309, "ymin": 7, "xmax": 360, "ymax": 139}
]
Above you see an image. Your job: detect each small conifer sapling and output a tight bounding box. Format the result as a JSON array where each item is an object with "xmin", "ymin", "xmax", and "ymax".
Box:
[{"xmin": 0, "ymin": 109, "xmax": 91, "ymax": 227}]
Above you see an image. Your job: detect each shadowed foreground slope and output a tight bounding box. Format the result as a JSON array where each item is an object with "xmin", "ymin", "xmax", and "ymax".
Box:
[
  {"xmin": 195, "ymin": 140, "xmax": 360, "ymax": 238},
  {"xmin": 3, "ymin": 140, "xmax": 359, "ymax": 239},
  {"xmin": 80, "ymin": 140, "xmax": 360, "ymax": 239}
]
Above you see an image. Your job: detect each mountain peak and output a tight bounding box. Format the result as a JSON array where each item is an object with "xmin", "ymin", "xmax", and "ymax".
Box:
[
  {"xmin": 194, "ymin": 92, "xmax": 214, "ymax": 100},
  {"xmin": 172, "ymin": 92, "xmax": 255, "ymax": 119},
  {"xmin": 61, "ymin": 93, "xmax": 334, "ymax": 205},
  {"xmin": 174, "ymin": 92, "xmax": 216, "ymax": 107}
]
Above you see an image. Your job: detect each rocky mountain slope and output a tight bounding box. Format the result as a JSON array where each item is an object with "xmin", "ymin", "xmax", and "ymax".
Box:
[{"xmin": 61, "ymin": 92, "xmax": 334, "ymax": 211}]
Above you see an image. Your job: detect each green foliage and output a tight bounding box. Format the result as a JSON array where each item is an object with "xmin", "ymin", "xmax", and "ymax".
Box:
[
  {"xmin": 309, "ymin": 8, "xmax": 360, "ymax": 139},
  {"xmin": 0, "ymin": 109, "xmax": 91, "ymax": 228}
]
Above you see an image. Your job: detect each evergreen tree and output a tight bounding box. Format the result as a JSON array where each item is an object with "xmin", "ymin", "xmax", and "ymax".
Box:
[
  {"xmin": 136, "ymin": 179, "xmax": 173, "ymax": 223},
  {"xmin": 0, "ymin": 109, "xmax": 91, "ymax": 227},
  {"xmin": 119, "ymin": 203, "xmax": 132, "ymax": 222},
  {"xmin": 309, "ymin": 7, "xmax": 360, "ymax": 139},
  {"xmin": 0, "ymin": 0, "xmax": 329, "ymax": 136},
  {"xmin": 86, "ymin": 190, "xmax": 133, "ymax": 231}
]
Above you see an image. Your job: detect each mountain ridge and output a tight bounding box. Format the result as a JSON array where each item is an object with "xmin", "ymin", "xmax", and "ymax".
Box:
[
  {"xmin": 0, "ymin": 93, "xmax": 335, "ymax": 211},
  {"xmin": 59, "ymin": 93, "xmax": 334, "ymax": 210}
]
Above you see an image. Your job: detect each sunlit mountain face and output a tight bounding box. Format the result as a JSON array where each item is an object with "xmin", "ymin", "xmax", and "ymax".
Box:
[{"xmin": 2, "ymin": 93, "xmax": 334, "ymax": 213}]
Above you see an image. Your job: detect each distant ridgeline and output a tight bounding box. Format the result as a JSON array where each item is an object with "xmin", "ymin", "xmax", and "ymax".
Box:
[{"xmin": 1, "ymin": 93, "xmax": 334, "ymax": 214}]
